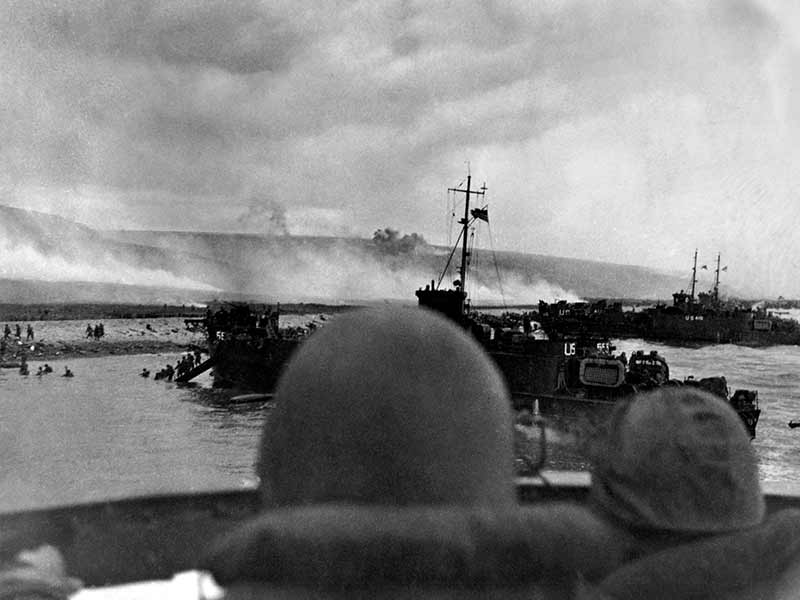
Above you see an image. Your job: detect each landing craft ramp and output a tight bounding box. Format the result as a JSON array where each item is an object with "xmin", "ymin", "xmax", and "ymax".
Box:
[{"xmin": 174, "ymin": 357, "xmax": 216, "ymax": 383}]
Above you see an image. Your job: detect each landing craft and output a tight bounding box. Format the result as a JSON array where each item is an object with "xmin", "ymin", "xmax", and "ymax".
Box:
[
  {"xmin": 539, "ymin": 251, "xmax": 800, "ymax": 347},
  {"xmin": 415, "ymin": 174, "xmax": 760, "ymax": 438}
]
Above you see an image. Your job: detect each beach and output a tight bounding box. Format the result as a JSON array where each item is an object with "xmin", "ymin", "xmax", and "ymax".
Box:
[
  {"xmin": 0, "ymin": 317, "xmax": 207, "ymax": 362},
  {"xmin": 0, "ymin": 312, "xmax": 336, "ymax": 363}
]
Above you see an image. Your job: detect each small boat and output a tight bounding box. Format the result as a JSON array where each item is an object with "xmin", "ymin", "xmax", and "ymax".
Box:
[
  {"xmin": 789, "ymin": 421, "xmax": 800, "ymax": 429},
  {"xmin": 230, "ymin": 393, "xmax": 273, "ymax": 404}
]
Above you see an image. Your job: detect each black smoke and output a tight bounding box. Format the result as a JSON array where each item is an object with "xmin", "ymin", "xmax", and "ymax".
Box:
[{"xmin": 371, "ymin": 228, "xmax": 427, "ymax": 255}]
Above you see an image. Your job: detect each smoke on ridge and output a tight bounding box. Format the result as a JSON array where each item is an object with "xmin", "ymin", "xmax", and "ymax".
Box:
[
  {"xmin": 0, "ymin": 240, "xmax": 218, "ymax": 291},
  {"xmin": 216, "ymin": 230, "xmax": 583, "ymax": 305}
]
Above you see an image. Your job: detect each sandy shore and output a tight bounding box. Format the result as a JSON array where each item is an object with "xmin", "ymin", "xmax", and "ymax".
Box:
[
  {"xmin": 0, "ymin": 317, "xmax": 207, "ymax": 362},
  {"xmin": 0, "ymin": 313, "xmax": 333, "ymax": 363}
]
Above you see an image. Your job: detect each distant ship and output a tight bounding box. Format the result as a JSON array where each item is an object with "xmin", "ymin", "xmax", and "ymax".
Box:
[{"xmin": 538, "ymin": 251, "xmax": 800, "ymax": 347}]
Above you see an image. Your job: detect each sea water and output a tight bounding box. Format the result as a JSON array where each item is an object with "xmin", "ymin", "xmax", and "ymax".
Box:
[
  {"xmin": 1, "ymin": 341, "xmax": 800, "ymax": 511},
  {"xmin": 0, "ymin": 352, "xmax": 266, "ymax": 511}
]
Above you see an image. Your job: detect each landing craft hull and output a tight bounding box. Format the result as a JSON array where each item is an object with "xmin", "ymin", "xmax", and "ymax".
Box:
[
  {"xmin": 209, "ymin": 320, "xmax": 759, "ymax": 442},
  {"xmin": 210, "ymin": 338, "xmax": 299, "ymax": 391},
  {"xmin": 488, "ymin": 342, "xmax": 576, "ymax": 399},
  {"xmin": 643, "ymin": 315, "xmax": 800, "ymax": 346},
  {"xmin": 484, "ymin": 342, "xmax": 760, "ymax": 439},
  {"xmin": 646, "ymin": 312, "xmax": 763, "ymax": 344},
  {"xmin": 1, "ymin": 478, "xmax": 795, "ymax": 588},
  {"xmin": 541, "ymin": 301, "xmax": 800, "ymax": 347}
]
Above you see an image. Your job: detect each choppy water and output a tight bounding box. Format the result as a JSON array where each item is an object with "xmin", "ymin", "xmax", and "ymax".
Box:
[{"xmin": 1, "ymin": 340, "xmax": 800, "ymax": 511}]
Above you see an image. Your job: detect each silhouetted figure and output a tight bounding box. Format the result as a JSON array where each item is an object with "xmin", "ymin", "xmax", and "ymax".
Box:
[
  {"xmin": 26, "ymin": 324, "xmax": 34, "ymax": 341},
  {"xmin": 580, "ymin": 388, "xmax": 800, "ymax": 599},
  {"xmin": 3, "ymin": 324, "xmax": 9, "ymax": 339},
  {"xmin": 14, "ymin": 324, "xmax": 20, "ymax": 338},
  {"xmin": 86, "ymin": 324, "xmax": 93, "ymax": 339},
  {"xmin": 43, "ymin": 364, "xmax": 52, "ymax": 373},
  {"xmin": 63, "ymin": 367, "xmax": 73, "ymax": 378},
  {"xmin": 141, "ymin": 368, "xmax": 150, "ymax": 378}
]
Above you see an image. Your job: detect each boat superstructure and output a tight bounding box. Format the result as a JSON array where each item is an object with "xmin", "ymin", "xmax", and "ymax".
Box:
[{"xmin": 416, "ymin": 176, "xmax": 760, "ymax": 437}]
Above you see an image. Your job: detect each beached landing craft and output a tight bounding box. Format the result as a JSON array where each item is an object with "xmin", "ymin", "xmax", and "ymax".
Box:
[
  {"xmin": 416, "ymin": 175, "xmax": 760, "ymax": 438},
  {"xmin": 181, "ymin": 303, "xmax": 304, "ymax": 391}
]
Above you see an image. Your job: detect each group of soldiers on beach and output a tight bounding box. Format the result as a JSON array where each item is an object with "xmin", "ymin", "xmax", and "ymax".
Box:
[
  {"xmin": 85, "ymin": 323, "xmax": 105, "ymax": 340},
  {"xmin": 2, "ymin": 323, "xmax": 34, "ymax": 341},
  {"xmin": 1, "ymin": 323, "xmax": 35, "ymax": 358}
]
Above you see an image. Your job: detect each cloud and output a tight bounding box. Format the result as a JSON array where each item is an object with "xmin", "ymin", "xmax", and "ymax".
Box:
[{"xmin": 2, "ymin": 0, "xmax": 800, "ymax": 295}]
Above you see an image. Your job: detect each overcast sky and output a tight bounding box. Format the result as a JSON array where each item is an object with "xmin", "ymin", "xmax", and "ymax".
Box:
[{"xmin": 2, "ymin": 0, "xmax": 800, "ymax": 296}]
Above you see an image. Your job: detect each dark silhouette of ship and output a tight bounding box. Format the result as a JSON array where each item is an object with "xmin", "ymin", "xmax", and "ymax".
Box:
[
  {"xmin": 180, "ymin": 303, "xmax": 305, "ymax": 392},
  {"xmin": 539, "ymin": 251, "xmax": 800, "ymax": 347},
  {"xmin": 415, "ymin": 175, "xmax": 759, "ymax": 437}
]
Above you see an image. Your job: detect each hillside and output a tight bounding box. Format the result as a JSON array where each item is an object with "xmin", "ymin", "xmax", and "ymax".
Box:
[
  {"xmin": 0, "ymin": 204, "xmax": 703, "ymax": 305},
  {"xmin": 106, "ymin": 229, "xmax": 694, "ymax": 304}
]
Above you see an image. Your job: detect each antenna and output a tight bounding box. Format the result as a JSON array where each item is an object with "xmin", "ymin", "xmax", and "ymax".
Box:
[{"xmin": 448, "ymin": 175, "xmax": 486, "ymax": 294}]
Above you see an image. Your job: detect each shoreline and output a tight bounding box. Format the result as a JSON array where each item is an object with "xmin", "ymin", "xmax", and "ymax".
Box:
[
  {"xmin": 0, "ymin": 302, "xmax": 361, "ymax": 323},
  {"xmin": 0, "ymin": 316, "xmax": 207, "ymax": 363},
  {"xmin": 10, "ymin": 339, "xmax": 205, "ymax": 363},
  {"xmin": 0, "ymin": 311, "xmax": 337, "ymax": 363}
]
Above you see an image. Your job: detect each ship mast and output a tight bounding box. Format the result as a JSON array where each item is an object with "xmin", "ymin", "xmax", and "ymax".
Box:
[
  {"xmin": 713, "ymin": 253, "xmax": 721, "ymax": 303},
  {"xmin": 690, "ymin": 249, "xmax": 698, "ymax": 301},
  {"xmin": 448, "ymin": 175, "xmax": 486, "ymax": 294}
]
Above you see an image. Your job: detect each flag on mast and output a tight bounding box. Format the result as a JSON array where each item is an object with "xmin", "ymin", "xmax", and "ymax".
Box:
[{"xmin": 470, "ymin": 206, "xmax": 489, "ymax": 223}]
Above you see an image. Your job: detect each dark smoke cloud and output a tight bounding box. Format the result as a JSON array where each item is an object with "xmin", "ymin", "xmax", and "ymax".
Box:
[{"xmin": 371, "ymin": 228, "xmax": 427, "ymax": 256}]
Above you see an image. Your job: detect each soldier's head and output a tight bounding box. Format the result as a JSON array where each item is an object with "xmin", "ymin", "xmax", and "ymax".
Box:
[{"xmin": 258, "ymin": 306, "xmax": 515, "ymax": 509}]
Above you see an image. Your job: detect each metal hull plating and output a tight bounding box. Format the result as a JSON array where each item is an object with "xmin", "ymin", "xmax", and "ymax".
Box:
[{"xmin": 210, "ymin": 337, "xmax": 300, "ymax": 392}]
